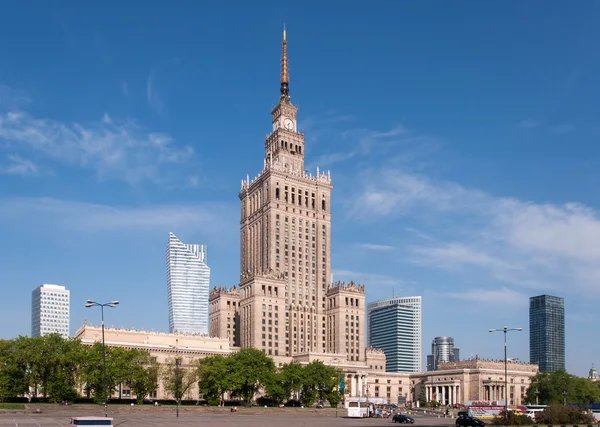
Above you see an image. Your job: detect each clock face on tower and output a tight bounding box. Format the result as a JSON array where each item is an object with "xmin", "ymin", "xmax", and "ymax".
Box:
[
  {"xmin": 284, "ymin": 118, "xmax": 294, "ymax": 130},
  {"xmin": 273, "ymin": 120, "xmax": 280, "ymax": 131}
]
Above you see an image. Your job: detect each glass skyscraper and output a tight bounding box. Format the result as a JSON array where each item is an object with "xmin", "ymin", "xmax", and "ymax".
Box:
[
  {"xmin": 367, "ymin": 296, "xmax": 422, "ymax": 373},
  {"xmin": 166, "ymin": 232, "xmax": 210, "ymax": 335},
  {"xmin": 31, "ymin": 284, "xmax": 70, "ymax": 338},
  {"xmin": 529, "ymin": 294, "xmax": 565, "ymax": 372},
  {"xmin": 427, "ymin": 336, "xmax": 460, "ymax": 371}
]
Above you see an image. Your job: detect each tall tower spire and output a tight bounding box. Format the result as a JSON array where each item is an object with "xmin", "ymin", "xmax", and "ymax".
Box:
[{"xmin": 280, "ymin": 25, "xmax": 289, "ymax": 98}]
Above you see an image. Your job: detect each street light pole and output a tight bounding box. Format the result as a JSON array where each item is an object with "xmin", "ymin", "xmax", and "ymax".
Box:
[
  {"xmin": 86, "ymin": 300, "xmax": 119, "ymax": 417},
  {"xmin": 489, "ymin": 326, "xmax": 522, "ymax": 427}
]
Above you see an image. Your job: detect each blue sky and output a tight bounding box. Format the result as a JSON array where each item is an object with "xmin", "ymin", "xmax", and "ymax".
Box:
[{"xmin": 1, "ymin": 1, "xmax": 599, "ymax": 376}]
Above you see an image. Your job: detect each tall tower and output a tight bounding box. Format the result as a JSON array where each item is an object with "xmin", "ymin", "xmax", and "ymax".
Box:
[
  {"xmin": 238, "ymin": 29, "xmax": 333, "ymax": 357},
  {"xmin": 31, "ymin": 284, "xmax": 70, "ymax": 338},
  {"xmin": 529, "ymin": 294, "xmax": 565, "ymax": 372},
  {"xmin": 166, "ymin": 232, "xmax": 210, "ymax": 334},
  {"xmin": 367, "ymin": 296, "xmax": 422, "ymax": 373}
]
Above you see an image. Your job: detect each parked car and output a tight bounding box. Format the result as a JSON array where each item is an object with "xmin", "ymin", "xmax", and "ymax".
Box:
[
  {"xmin": 392, "ymin": 414, "xmax": 415, "ymax": 423},
  {"xmin": 456, "ymin": 415, "xmax": 485, "ymax": 427}
]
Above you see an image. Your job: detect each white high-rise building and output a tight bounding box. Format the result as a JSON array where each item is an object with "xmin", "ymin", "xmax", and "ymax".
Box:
[
  {"xmin": 367, "ymin": 296, "xmax": 422, "ymax": 373},
  {"xmin": 31, "ymin": 284, "xmax": 70, "ymax": 338},
  {"xmin": 166, "ymin": 232, "xmax": 210, "ymax": 334}
]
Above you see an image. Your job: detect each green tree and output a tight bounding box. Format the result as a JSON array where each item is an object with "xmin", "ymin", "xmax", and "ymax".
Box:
[
  {"xmin": 27, "ymin": 334, "xmax": 83, "ymax": 402},
  {"xmin": 161, "ymin": 356, "xmax": 198, "ymax": 416},
  {"xmin": 418, "ymin": 385, "xmax": 427, "ymax": 408},
  {"xmin": 197, "ymin": 355, "xmax": 234, "ymax": 405},
  {"xmin": 0, "ymin": 338, "xmax": 30, "ymax": 401},
  {"xmin": 525, "ymin": 370, "xmax": 600, "ymax": 405},
  {"xmin": 280, "ymin": 362, "xmax": 305, "ymax": 401},
  {"xmin": 78, "ymin": 342, "xmax": 107, "ymax": 402},
  {"xmin": 127, "ymin": 352, "xmax": 159, "ymax": 404},
  {"xmin": 302, "ymin": 361, "xmax": 339, "ymax": 406},
  {"xmin": 228, "ymin": 348, "xmax": 275, "ymax": 404},
  {"xmin": 264, "ymin": 371, "xmax": 287, "ymax": 405}
]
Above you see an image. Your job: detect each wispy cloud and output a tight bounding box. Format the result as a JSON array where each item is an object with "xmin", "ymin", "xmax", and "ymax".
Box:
[
  {"xmin": 352, "ymin": 166, "xmax": 600, "ymax": 298},
  {"xmin": 0, "ymin": 154, "xmax": 37, "ymax": 176},
  {"xmin": 146, "ymin": 70, "xmax": 165, "ymax": 113},
  {"xmin": 0, "ymin": 109, "xmax": 193, "ymax": 184},
  {"xmin": 446, "ymin": 287, "xmax": 528, "ymax": 308},
  {"xmin": 307, "ymin": 124, "xmax": 440, "ymax": 170},
  {"xmin": 0, "ymin": 197, "xmax": 236, "ymax": 235},
  {"xmin": 357, "ymin": 243, "xmax": 395, "ymax": 251},
  {"xmin": 332, "ymin": 268, "xmax": 410, "ymax": 288}
]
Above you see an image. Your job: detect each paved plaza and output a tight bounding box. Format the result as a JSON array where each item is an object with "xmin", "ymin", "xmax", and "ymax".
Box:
[{"xmin": 0, "ymin": 408, "xmax": 456, "ymax": 427}]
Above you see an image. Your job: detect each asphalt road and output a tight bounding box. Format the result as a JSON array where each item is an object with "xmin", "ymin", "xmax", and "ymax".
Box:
[{"xmin": 0, "ymin": 411, "xmax": 456, "ymax": 427}]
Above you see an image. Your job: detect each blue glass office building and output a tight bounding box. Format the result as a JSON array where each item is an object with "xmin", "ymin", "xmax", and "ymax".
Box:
[
  {"xmin": 367, "ymin": 297, "xmax": 422, "ymax": 373},
  {"xmin": 529, "ymin": 294, "xmax": 565, "ymax": 372}
]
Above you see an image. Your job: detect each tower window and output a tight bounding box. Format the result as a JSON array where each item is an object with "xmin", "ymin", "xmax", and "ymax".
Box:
[
  {"xmin": 276, "ymin": 188, "xmax": 280, "ymax": 200},
  {"xmin": 322, "ymin": 200, "xmax": 326, "ymax": 211}
]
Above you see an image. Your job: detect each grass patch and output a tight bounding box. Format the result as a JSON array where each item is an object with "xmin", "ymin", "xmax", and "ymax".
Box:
[{"xmin": 0, "ymin": 403, "xmax": 26, "ymax": 410}]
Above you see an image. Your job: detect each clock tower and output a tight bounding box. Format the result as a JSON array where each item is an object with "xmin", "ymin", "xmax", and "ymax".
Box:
[{"xmin": 235, "ymin": 28, "xmax": 338, "ymax": 358}]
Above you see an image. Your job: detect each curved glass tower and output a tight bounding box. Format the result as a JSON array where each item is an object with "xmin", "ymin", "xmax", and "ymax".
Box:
[{"xmin": 166, "ymin": 232, "xmax": 210, "ymax": 334}]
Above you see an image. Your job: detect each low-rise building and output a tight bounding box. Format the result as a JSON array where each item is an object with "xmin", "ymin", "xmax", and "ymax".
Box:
[{"xmin": 74, "ymin": 324, "xmax": 537, "ymax": 405}]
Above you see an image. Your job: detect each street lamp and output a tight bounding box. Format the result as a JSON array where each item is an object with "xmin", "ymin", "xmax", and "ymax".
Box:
[
  {"xmin": 489, "ymin": 326, "xmax": 522, "ymax": 427},
  {"xmin": 563, "ymin": 388, "xmax": 567, "ymax": 406},
  {"xmin": 85, "ymin": 300, "xmax": 119, "ymax": 417}
]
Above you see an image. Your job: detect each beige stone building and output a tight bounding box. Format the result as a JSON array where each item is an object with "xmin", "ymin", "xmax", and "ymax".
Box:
[
  {"xmin": 210, "ymin": 28, "xmax": 364, "ymax": 360},
  {"xmin": 411, "ymin": 359, "xmax": 538, "ymax": 407},
  {"xmin": 75, "ymin": 324, "xmax": 232, "ymax": 400}
]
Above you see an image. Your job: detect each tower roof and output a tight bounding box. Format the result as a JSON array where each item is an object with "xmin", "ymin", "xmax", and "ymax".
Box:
[{"xmin": 280, "ymin": 26, "xmax": 289, "ymax": 99}]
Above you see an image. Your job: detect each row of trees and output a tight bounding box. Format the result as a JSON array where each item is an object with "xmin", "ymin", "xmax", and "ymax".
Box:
[
  {"xmin": 0, "ymin": 334, "xmax": 343, "ymax": 407},
  {"xmin": 525, "ymin": 370, "xmax": 600, "ymax": 405},
  {"xmin": 0, "ymin": 334, "xmax": 158, "ymax": 403},
  {"xmin": 196, "ymin": 349, "xmax": 343, "ymax": 407}
]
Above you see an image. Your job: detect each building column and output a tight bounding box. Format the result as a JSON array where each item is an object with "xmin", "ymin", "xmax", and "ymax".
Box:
[{"xmin": 426, "ymin": 386, "xmax": 430, "ymax": 402}]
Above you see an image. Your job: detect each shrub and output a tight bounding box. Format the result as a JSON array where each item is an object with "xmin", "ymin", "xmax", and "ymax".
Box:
[
  {"xmin": 535, "ymin": 404, "xmax": 595, "ymax": 425},
  {"xmin": 491, "ymin": 410, "xmax": 534, "ymax": 425}
]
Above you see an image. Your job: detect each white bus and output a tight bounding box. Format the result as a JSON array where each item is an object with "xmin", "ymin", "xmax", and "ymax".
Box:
[{"xmin": 346, "ymin": 401, "xmax": 375, "ymax": 418}]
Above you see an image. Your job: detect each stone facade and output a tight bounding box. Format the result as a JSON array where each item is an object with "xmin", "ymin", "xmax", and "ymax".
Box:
[
  {"xmin": 75, "ymin": 324, "xmax": 232, "ymax": 400},
  {"xmin": 325, "ymin": 281, "xmax": 366, "ymax": 361},
  {"xmin": 211, "ymin": 31, "xmax": 347, "ymax": 359},
  {"xmin": 208, "ymin": 285, "xmax": 240, "ymax": 348},
  {"xmin": 411, "ymin": 359, "xmax": 538, "ymax": 407}
]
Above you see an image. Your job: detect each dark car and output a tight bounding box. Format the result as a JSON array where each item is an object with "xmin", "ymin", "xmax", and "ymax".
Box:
[
  {"xmin": 456, "ymin": 415, "xmax": 485, "ymax": 427},
  {"xmin": 392, "ymin": 414, "xmax": 415, "ymax": 423}
]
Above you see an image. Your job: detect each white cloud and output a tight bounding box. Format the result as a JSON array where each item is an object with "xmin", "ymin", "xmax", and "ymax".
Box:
[
  {"xmin": 357, "ymin": 243, "xmax": 395, "ymax": 251},
  {"xmin": 0, "ymin": 109, "xmax": 193, "ymax": 184},
  {"xmin": 0, "ymin": 154, "xmax": 37, "ymax": 176},
  {"xmin": 446, "ymin": 287, "xmax": 528, "ymax": 308},
  {"xmin": 0, "ymin": 197, "xmax": 235, "ymax": 234},
  {"xmin": 332, "ymin": 268, "xmax": 409, "ymax": 288},
  {"xmin": 353, "ymin": 167, "xmax": 600, "ymax": 298}
]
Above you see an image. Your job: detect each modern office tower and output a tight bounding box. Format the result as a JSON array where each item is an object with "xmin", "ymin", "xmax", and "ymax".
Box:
[
  {"xmin": 529, "ymin": 294, "xmax": 565, "ymax": 372},
  {"xmin": 31, "ymin": 284, "xmax": 70, "ymax": 338},
  {"xmin": 367, "ymin": 296, "xmax": 422, "ymax": 373},
  {"xmin": 426, "ymin": 336, "xmax": 460, "ymax": 371},
  {"xmin": 166, "ymin": 232, "xmax": 210, "ymax": 334}
]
